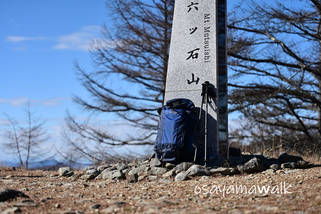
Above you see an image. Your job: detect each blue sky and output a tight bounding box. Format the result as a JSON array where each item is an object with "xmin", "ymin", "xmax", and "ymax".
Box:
[
  {"xmin": 0, "ymin": 0, "xmax": 112, "ymax": 164},
  {"xmin": 0, "ymin": 0, "xmax": 245, "ymax": 165}
]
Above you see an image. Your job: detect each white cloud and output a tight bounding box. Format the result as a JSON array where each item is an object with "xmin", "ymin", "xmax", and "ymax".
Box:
[
  {"xmin": 6, "ymin": 26, "xmax": 106, "ymax": 52},
  {"xmin": 0, "ymin": 96, "xmax": 29, "ymax": 106},
  {"xmin": 38, "ymin": 97, "xmax": 70, "ymax": 106},
  {"xmin": 53, "ymin": 26, "xmax": 101, "ymax": 51},
  {"xmin": 6, "ymin": 36, "xmax": 48, "ymax": 42},
  {"xmin": 0, "ymin": 97, "xmax": 70, "ymax": 107}
]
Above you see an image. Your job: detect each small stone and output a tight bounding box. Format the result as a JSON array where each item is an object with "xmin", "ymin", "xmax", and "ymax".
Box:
[
  {"xmin": 284, "ymin": 169, "xmax": 300, "ymax": 174},
  {"xmin": 186, "ymin": 165, "xmax": 209, "ymax": 176},
  {"xmin": 173, "ymin": 162, "xmax": 194, "ymax": 174},
  {"xmin": 297, "ymin": 160, "xmax": 309, "ymax": 169},
  {"xmin": 148, "ymin": 175, "xmax": 158, "ymax": 181},
  {"xmin": 126, "ymin": 174, "xmax": 138, "ymax": 183},
  {"xmin": 101, "ymin": 167, "xmax": 117, "ymax": 174},
  {"xmin": 138, "ymin": 175, "xmax": 146, "ymax": 181},
  {"xmin": 165, "ymin": 163, "xmax": 176, "ymax": 169},
  {"xmin": 56, "ymin": 203, "xmax": 61, "ymax": 208},
  {"xmin": 13, "ymin": 202, "xmax": 38, "ymax": 207},
  {"xmin": 128, "ymin": 165, "xmax": 145, "ymax": 176},
  {"xmin": 97, "ymin": 165, "xmax": 111, "ymax": 172},
  {"xmin": 81, "ymin": 174, "xmax": 96, "ymax": 180},
  {"xmin": 58, "ymin": 167, "xmax": 74, "ymax": 177},
  {"xmin": 175, "ymin": 171, "xmax": 189, "ymax": 181},
  {"xmin": 122, "ymin": 168, "xmax": 131, "ymax": 174},
  {"xmin": 210, "ymin": 167, "xmax": 233, "ymax": 175},
  {"xmin": 102, "ymin": 170, "xmax": 124, "ymax": 180},
  {"xmin": 86, "ymin": 169, "xmax": 100, "ymax": 176},
  {"xmin": 162, "ymin": 169, "xmax": 175, "ymax": 178},
  {"xmin": 95, "ymin": 174, "xmax": 103, "ymax": 180},
  {"xmin": 237, "ymin": 157, "xmax": 264, "ymax": 174},
  {"xmin": 101, "ymin": 205, "xmax": 120, "ymax": 213},
  {"xmin": 158, "ymin": 178, "xmax": 173, "ymax": 183},
  {"xmin": 84, "ymin": 166, "xmax": 96, "ymax": 171},
  {"xmin": 151, "ymin": 167, "xmax": 167, "ymax": 175},
  {"xmin": 198, "ymin": 176, "xmax": 209, "ymax": 181},
  {"xmin": 90, "ymin": 204, "xmax": 101, "ymax": 209},
  {"xmin": 270, "ymin": 164, "xmax": 280, "ymax": 171},
  {"xmin": 1, "ymin": 207, "xmax": 21, "ymax": 214},
  {"xmin": 264, "ymin": 169, "xmax": 275, "ymax": 174},
  {"xmin": 115, "ymin": 163, "xmax": 128, "ymax": 171},
  {"xmin": 281, "ymin": 162, "xmax": 297, "ymax": 169},
  {"xmin": 150, "ymin": 158, "xmax": 162, "ymax": 167}
]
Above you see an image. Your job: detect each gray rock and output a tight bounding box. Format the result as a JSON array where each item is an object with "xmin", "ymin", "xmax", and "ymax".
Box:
[
  {"xmin": 81, "ymin": 174, "xmax": 96, "ymax": 181},
  {"xmin": 1, "ymin": 207, "xmax": 21, "ymax": 214},
  {"xmin": 165, "ymin": 163, "xmax": 176, "ymax": 169},
  {"xmin": 162, "ymin": 169, "xmax": 175, "ymax": 178},
  {"xmin": 86, "ymin": 169, "xmax": 100, "ymax": 176},
  {"xmin": 122, "ymin": 168, "xmax": 131, "ymax": 174},
  {"xmin": 58, "ymin": 167, "xmax": 74, "ymax": 177},
  {"xmin": 264, "ymin": 169, "xmax": 275, "ymax": 174},
  {"xmin": 128, "ymin": 165, "xmax": 145, "ymax": 176},
  {"xmin": 173, "ymin": 162, "xmax": 194, "ymax": 174},
  {"xmin": 12, "ymin": 201, "xmax": 38, "ymax": 207},
  {"xmin": 284, "ymin": 169, "xmax": 301, "ymax": 174},
  {"xmin": 230, "ymin": 168, "xmax": 240, "ymax": 175},
  {"xmin": 148, "ymin": 176, "xmax": 158, "ymax": 181},
  {"xmin": 237, "ymin": 157, "xmax": 265, "ymax": 174},
  {"xmin": 111, "ymin": 170, "xmax": 124, "ymax": 180},
  {"xmin": 97, "ymin": 165, "xmax": 110, "ymax": 172},
  {"xmin": 158, "ymin": 178, "xmax": 173, "ymax": 183},
  {"xmin": 138, "ymin": 175, "xmax": 146, "ymax": 181},
  {"xmin": 102, "ymin": 170, "xmax": 124, "ymax": 180},
  {"xmin": 95, "ymin": 174, "xmax": 103, "ymax": 180},
  {"xmin": 84, "ymin": 166, "xmax": 96, "ymax": 171},
  {"xmin": 144, "ymin": 166, "xmax": 150, "ymax": 174},
  {"xmin": 297, "ymin": 160, "xmax": 309, "ymax": 169},
  {"xmin": 101, "ymin": 205, "xmax": 119, "ymax": 213},
  {"xmin": 115, "ymin": 163, "xmax": 128, "ymax": 171},
  {"xmin": 0, "ymin": 189, "xmax": 29, "ymax": 202},
  {"xmin": 151, "ymin": 167, "xmax": 168, "ymax": 175},
  {"xmin": 150, "ymin": 158, "xmax": 162, "ymax": 167},
  {"xmin": 270, "ymin": 164, "xmax": 280, "ymax": 171},
  {"xmin": 186, "ymin": 165, "xmax": 209, "ymax": 176},
  {"xmin": 126, "ymin": 174, "xmax": 138, "ymax": 183},
  {"xmin": 90, "ymin": 204, "xmax": 101, "ymax": 209},
  {"xmin": 210, "ymin": 167, "xmax": 234, "ymax": 175},
  {"xmin": 198, "ymin": 176, "xmax": 210, "ymax": 181},
  {"xmin": 175, "ymin": 171, "xmax": 189, "ymax": 181},
  {"xmin": 101, "ymin": 166, "xmax": 116, "ymax": 173},
  {"xmin": 281, "ymin": 162, "xmax": 297, "ymax": 169},
  {"xmin": 278, "ymin": 153, "xmax": 303, "ymax": 163}
]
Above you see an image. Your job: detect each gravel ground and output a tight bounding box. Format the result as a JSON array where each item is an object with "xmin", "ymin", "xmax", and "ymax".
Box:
[{"xmin": 1, "ymin": 165, "xmax": 321, "ymax": 214}]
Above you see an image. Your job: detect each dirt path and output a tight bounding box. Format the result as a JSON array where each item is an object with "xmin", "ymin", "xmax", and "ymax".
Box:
[{"xmin": 1, "ymin": 166, "xmax": 321, "ymax": 213}]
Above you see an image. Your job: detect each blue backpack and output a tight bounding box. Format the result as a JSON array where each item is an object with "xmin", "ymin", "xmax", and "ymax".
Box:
[{"xmin": 154, "ymin": 98, "xmax": 197, "ymax": 163}]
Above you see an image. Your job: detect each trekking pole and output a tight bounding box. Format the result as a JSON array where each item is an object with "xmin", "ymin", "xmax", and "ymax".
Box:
[
  {"xmin": 194, "ymin": 87, "xmax": 205, "ymax": 163},
  {"xmin": 204, "ymin": 81, "xmax": 209, "ymax": 167}
]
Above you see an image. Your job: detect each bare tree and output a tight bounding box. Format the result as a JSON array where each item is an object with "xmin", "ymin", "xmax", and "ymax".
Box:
[
  {"xmin": 3, "ymin": 103, "xmax": 51, "ymax": 169},
  {"xmin": 227, "ymin": 0, "xmax": 321, "ymax": 153},
  {"xmin": 62, "ymin": 0, "xmax": 174, "ymax": 163}
]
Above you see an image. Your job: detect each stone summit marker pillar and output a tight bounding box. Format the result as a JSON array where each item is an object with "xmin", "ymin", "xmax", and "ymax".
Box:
[{"xmin": 164, "ymin": 0, "xmax": 228, "ymax": 161}]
